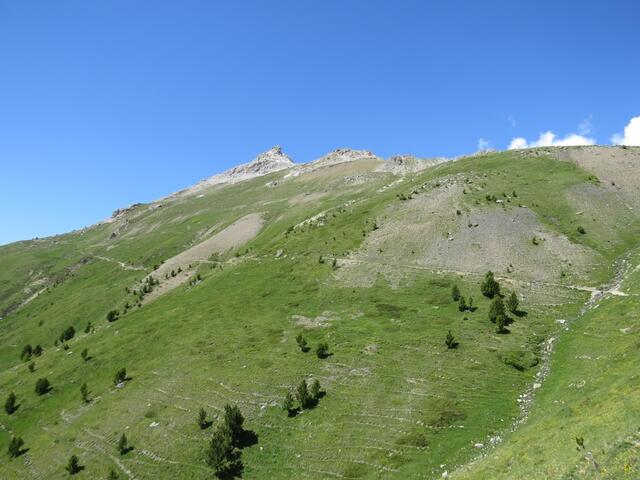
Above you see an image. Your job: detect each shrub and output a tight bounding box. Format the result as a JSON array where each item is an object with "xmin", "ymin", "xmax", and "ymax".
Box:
[
  {"xmin": 502, "ymin": 350, "xmax": 539, "ymax": 371},
  {"xmin": 506, "ymin": 291, "xmax": 519, "ymax": 314},
  {"xmin": 481, "ymin": 271, "xmax": 500, "ymax": 298},
  {"xmin": 81, "ymin": 349, "xmax": 89, "ymax": 361},
  {"xmin": 106, "ymin": 310, "xmax": 119, "ymax": 322},
  {"xmin": 316, "ymin": 342, "xmax": 330, "ymax": 359},
  {"xmin": 108, "ymin": 469, "xmax": 119, "ymax": 480},
  {"xmin": 33, "ymin": 345, "xmax": 43, "ymax": 357},
  {"xmin": 84, "ymin": 322, "xmax": 93, "ymax": 334},
  {"xmin": 451, "ymin": 284, "xmax": 460, "ymax": 301},
  {"xmin": 8, "ymin": 436, "xmax": 24, "ymax": 458},
  {"xmin": 5, "ymin": 392, "xmax": 17, "ymax": 414},
  {"xmin": 577, "ymin": 226, "xmax": 586, "ymax": 235},
  {"xmin": 28, "ymin": 362, "xmax": 35, "ymax": 373},
  {"xmin": 113, "ymin": 368, "xmax": 127, "ymax": 385},
  {"xmin": 35, "ymin": 377, "xmax": 51, "ymax": 395},
  {"xmin": 65, "ymin": 455, "xmax": 82, "ymax": 474}
]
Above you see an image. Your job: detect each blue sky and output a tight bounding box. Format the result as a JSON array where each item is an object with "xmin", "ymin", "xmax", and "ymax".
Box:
[{"xmin": 1, "ymin": 1, "xmax": 639, "ymax": 245}]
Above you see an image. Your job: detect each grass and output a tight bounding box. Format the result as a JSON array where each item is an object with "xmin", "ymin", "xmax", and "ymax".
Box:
[{"xmin": 1, "ymin": 148, "xmax": 639, "ymax": 479}]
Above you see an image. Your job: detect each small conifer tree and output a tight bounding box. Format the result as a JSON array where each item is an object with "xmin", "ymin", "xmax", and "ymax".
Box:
[
  {"xmin": 458, "ymin": 296, "xmax": 467, "ymax": 312},
  {"xmin": 445, "ymin": 330, "xmax": 457, "ymax": 349},
  {"xmin": 35, "ymin": 377, "xmax": 51, "ymax": 395},
  {"xmin": 481, "ymin": 271, "xmax": 501, "ymax": 298},
  {"xmin": 310, "ymin": 379, "xmax": 321, "ymax": 400},
  {"xmin": 222, "ymin": 404, "xmax": 244, "ymax": 447},
  {"xmin": 296, "ymin": 379, "xmax": 311, "ymax": 409},
  {"xmin": 113, "ymin": 368, "xmax": 127, "ymax": 385},
  {"xmin": 65, "ymin": 455, "xmax": 82, "ymax": 474},
  {"xmin": 206, "ymin": 427, "xmax": 234, "ymax": 476},
  {"xmin": 282, "ymin": 392, "xmax": 294, "ymax": 416},
  {"xmin": 316, "ymin": 342, "xmax": 330, "ymax": 359},
  {"xmin": 197, "ymin": 408, "xmax": 208, "ymax": 429},
  {"xmin": 80, "ymin": 383, "xmax": 90, "ymax": 403},
  {"xmin": 506, "ymin": 291, "xmax": 519, "ymax": 314},
  {"xmin": 8, "ymin": 436, "xmax": 24, "ymax": 458},
  {"xmin": 451, "ymin": 284, "xmax": 460, "ymax": 301},
  {"xmin": 117, "ymin": 433, "xmax": 129, "ymax": 455},
  {"xmin": 5, "ymin": 392, "xmax": 18, "ymax": 415},
  {"xmin": 488, "ymin": 297, "xmax": 506, "ymax": 323}
]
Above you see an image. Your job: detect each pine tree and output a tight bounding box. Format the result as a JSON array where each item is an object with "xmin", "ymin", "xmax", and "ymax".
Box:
[
  {"xmin": 445, "ymin": 330, "xmax": 457, "ymax": 349},
  {"xmin": 458, "ymin": 296, "xmax": 467, "ymax": 312},
  {"xmin": 65, "ymin": 455, "xmax": 82, "ymax": 474},
  {"xmin": 488, "ymin": 297, "xmax": 506, "ymax": 323},
  {"xmin": 222, "ymin": 404, "xmax": 244, "ymax": 447},
  {"xmin": 35, "ymin": 377, "xmax": 51, "ymax": 395},
  {"xmin": 282, "ymin": 392, "xmax": 294, "ymax": 416},
  {"xmin": 20, "ymin": 344, "xmax": 33, "ymax": 362},
  {"xmin": 197, "ymin": 408, "xmax": 208, "ymax": 429},
  {"xmin": 481, "ymin": 271, "xmax": 501, "ymax": 298},
  {"xmin": 506, "ymin": 291, "xmax": 519, "ymax": 314},
  {"xmin": 113, "ymin": 368, "xmax": 127, "ymax": 385},
  {"xmin": 8, "ymin": 436, "xmax": 24, "ymax": 458},
  {"xmin": 206, "ymin": 427, "xmax": 234, "ymax": 477},
  {"xmin": 316, "ymin": 342, "xmax": 330, "ymax": 359},
  {"xmin": 295, "ymin": 334, "xmax": 308, "ymax": 352},
  {"xmin": 496, "ymin": 314, "xmax": 508, "ymax": 334},
  {"xmin": 33, "ymin": 345, "xmax": 43, "ymax": 357},
  {"xmin": 5, "ymin": 392, "xmax": 18, "ymax": 414},
  {"xmin": 117, "ymin": 433, "xmax": 129, "ymax": 455},
  {"xmin": 310, "ymin": 379, "xmax": 321, "ymax": 400},
  {"xmin": 451, "ymin": 284, "xmax": 460, "ymax": 301},
  {"xmin": 296, "ymin": 379, "xmax": 311, "ymax": 409}
]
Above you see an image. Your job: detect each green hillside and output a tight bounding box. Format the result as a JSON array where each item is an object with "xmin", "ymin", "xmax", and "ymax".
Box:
[{"xmin": 1, "ymin": 146, "xmax": 639, "ymax": 479}]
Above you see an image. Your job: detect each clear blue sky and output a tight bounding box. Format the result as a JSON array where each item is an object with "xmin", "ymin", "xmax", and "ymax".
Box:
[{"xmin": 1, "ymin": 1, "xmax": 639, "ymax": 245}]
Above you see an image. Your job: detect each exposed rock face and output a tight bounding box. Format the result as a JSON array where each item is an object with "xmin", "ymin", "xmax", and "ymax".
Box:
[
  {"xmin": 378, "ymin": 155, "xmax": 447, "ymax": 174},
  {"xmin": 309, "ymin": 148, "xmax": 381, "ymax": 168},
  {"xmin": 200, "ymin": 145, "xmax": 295, "ymax": 187}
]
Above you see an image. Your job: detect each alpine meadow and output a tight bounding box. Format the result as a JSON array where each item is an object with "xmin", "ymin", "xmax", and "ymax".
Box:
[{"xmin": 2, "ymin": 145, "xmax": 640, "ymax": 479}]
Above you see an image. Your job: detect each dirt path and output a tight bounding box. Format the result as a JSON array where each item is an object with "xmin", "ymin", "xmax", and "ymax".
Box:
[{"xmin": 93, "ymin": 255, "xmax": 147, "ymax": 271}]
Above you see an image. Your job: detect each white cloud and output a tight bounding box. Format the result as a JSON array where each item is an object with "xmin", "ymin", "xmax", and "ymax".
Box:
[
  {"xmin": 507, "ymin": 130, "xmax": 595, "ymax": 150},
  {"xmin": 508, "ymin": 137, "xmax": 528, "ymax": 149},
  {"xmin": 578, "ymin": 114, "xmax": 593, "ymax": 135},
  {"xmin": 611, "ymin": 116, "xmax": 640, "ymax": 146},
  {"xmin": 478, "ymin": 138, "xmax": 493, "ymax": 151},
  {"xmin": 507, "ymin": 115, "xmax": 516, "ymax": 128}
]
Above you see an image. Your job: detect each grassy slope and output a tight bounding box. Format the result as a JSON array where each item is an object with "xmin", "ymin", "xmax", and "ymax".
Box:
[
  {"xmin": 456, "ymin": 249, "xmax": 640, "ymax": 479},
  {"xmin": 1, "ymin": 150, "xmax": 639, "ymax": 479}
]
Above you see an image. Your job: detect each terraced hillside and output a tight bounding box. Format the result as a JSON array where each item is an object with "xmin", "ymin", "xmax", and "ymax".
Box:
[{"xmin": 1, "ymin": 146, "xmax": 639, "ymax": 479}]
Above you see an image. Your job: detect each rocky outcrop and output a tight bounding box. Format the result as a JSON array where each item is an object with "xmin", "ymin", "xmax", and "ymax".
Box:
[{"xmin": 378, "ymin": 155, "xmax": 447, "ymax": 174}]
